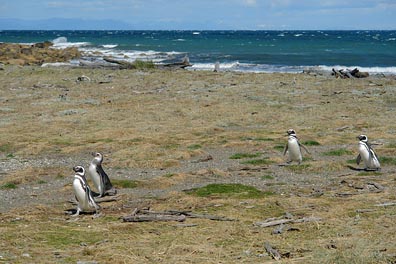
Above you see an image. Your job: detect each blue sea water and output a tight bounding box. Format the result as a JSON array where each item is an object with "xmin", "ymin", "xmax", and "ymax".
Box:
[{"xmin": 0, "ymin": 30, "xmax": 395, "ymax": 73}]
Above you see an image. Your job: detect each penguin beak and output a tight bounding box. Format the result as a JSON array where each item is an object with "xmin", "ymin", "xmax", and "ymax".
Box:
[{"xmin": 91, "ymin": 152, "xmax": 96, "ymax": 156}]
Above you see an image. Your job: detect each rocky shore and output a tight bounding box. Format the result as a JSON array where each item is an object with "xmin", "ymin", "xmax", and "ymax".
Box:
[{"xmin": 0, "ymin": 42, "xmax": 81, "ymax": 66}]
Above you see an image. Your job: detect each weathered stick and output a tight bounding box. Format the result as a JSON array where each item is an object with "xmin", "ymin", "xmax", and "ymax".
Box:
[
  {"xmin": 375, "ymin": 202, "xmax": 396, "ymax": 207},
  {"xmin": 264, "ymin": 242, "xmax": 281, "ymax": 260},
  {"xmin": 254, "ymin": 217, "xmax": 322, "ymax": 228},
  {"xmin": 123, "ymin": 214, "xmax": 186, "ymax": 222}
]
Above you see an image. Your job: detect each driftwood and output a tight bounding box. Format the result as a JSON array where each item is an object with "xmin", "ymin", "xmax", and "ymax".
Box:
[
  {"xmin": 332, "ymin": 68, "xmax": 369, "ymax": 78},
  {"xmin": 159, "ymin": 55, "xmax": 193, "ymax": 69},
  {"xmin": 122, "ymin": 208, "xmax": 235, "ymax": 223},
  {"xmin": 264, "ymin": 242, "xmax": 282, "ymax": 260},
  {"xmin": 254, "ymin": 216, "xmax": 322, "ymax": 228},
  {"xmin": 103, "ymin": 56, "xmax": 136, "ymax": 69},
  {"xmin": 375, "ymin": 202, "xmax": 396, "ymax": 207}
]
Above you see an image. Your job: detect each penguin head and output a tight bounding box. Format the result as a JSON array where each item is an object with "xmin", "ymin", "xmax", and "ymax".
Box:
[
  {"xmin": 91, "ymin": 152, "xmax": 103, "ymax": 164},
  {"xmin": 287, "ymin": 129, "xmax": 296, "ymax": 136},
  {"xmin": 357, "ymin": 135, "xmax": 368, "ymax": 142},
  {"xmin": 73, "ymin": 166, "xmax": 85, "ymax": 176}
]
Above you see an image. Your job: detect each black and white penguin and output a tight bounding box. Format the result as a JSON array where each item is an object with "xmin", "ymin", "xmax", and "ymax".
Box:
[
  {"xmin": 356, "ymin": 135, "xmax": 381, "ymax": 171},
  {"xmin": 72, "ymin": 166, "xmax": 100, "ymax": 216},
  {"xmin": 283, "ymin": 129, "xmax": 309, "ymax": 164},
  {"xmin": 88, "ymin": 152, "xmax": 117, "ymax": 197}
]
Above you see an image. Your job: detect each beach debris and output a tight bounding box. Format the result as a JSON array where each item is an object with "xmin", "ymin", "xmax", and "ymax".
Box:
[
  {"xmin": 161, "ymin": 55, "xmax": 193, "ymax": 69},
  {"xmin": 76, "ymin": 75, "xmax": 91, "ymax": 82},
  {"xmin": 264, "ymin": 242, "xmax": 282, "ymax": 260},
  {"xmin": 332, "ymin": 68, "xmax": 369, "ymax": 78},
  {"xmin": 122, "ymin": 208, "xmax": 235, "ymax": 222},
  {"xmin": 254, "ymin": 214, "xmax": 322, "ymax": 228},
  {"xmin": 214, "ymin": 61, "xmax": 220, "ymax": 72}
]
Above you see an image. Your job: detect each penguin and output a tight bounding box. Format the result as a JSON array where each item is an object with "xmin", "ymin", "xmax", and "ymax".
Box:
[
  {"xmin": 72, "ymin": 166, "xmax": 100, "ymax": 216},
  {"xmin": 88, "ymin": 152, "xmax": 117, "ymax": 197},
  {"xmin": 356, "ymin": 135, "xmax": 381, "ymax": 171},
  {"xmin": 283, "ymin": 129, "xmax": 310, "ymax": 164}
]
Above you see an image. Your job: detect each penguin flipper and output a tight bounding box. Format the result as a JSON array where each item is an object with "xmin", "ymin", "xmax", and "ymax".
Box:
[
  {"xmin": 283, "ymin": 144, "xmax": 288, "ymax": 156},
  {"xmin": 356, "ymin": 154, "xmax": 361, "ymax": 165},
  {"xmin": 299, "ymin": 143, "xmax": 310, "ymax": 154},
  {"xmin": 97, "ymin": 164, "xmax": 116, "ymax": 196}
]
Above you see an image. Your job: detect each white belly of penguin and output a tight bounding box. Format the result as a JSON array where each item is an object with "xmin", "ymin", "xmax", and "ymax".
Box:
[
  {"xmin": 288, "ymin": 139, "xmax": 302, "ymax": 162},
  {"xmin": 358, "ymin": 143, "xmax": 380, "ymax": 169},
  {"xmin": 88, "ymin": 164, "xmax": 102, "ymax": 194},
  {"xmin": 73, "ymin": 179, "xmax": 90, "ymax": 211}
]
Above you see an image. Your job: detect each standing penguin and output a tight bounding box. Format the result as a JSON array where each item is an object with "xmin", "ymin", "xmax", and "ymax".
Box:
[
  {"xmin": 356, "ymin": 134, "xmax": 381, "ymax": 171},
  {"xmin": 88, "ymin": 152, "xmax": 117, "ymax": 197},
  {"xmin": 72, "ymin": 166, "xmax": 100, "ymax": 216},
  {"xmin": 283, "ymin": 129, "xmax": 310, "ymax": 164}
]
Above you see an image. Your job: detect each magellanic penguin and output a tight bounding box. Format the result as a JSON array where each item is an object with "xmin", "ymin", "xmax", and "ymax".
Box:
[
  {"xmin": 88, "ymin": 152, "xmax": 117, "ymax": 197},
  {"xmin": 283, "ymin": 129, "xmax": 310, "ymax": 164},
  {"xmin": 356, "ymin": 135, "xmax": 381, "ymax": 171},
  {"xmin": 72, "ymin": 166, "xmax": 100, "ymax": 216}
]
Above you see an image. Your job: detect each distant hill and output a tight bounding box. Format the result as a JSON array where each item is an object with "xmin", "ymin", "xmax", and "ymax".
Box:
[{"xmin": 0, "ymin": 18, "xmax": 134, "ymax": 30}]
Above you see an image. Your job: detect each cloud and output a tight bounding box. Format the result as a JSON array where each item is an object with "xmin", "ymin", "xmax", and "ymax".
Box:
[{"xmin": 243, "ymin": 0, "xmax": 257, "ymax": 6}]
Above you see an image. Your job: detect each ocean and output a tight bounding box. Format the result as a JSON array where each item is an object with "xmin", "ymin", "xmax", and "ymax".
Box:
[{"xmin": 1, "ymin": 30, "xmax": 395, "ymax": 73}]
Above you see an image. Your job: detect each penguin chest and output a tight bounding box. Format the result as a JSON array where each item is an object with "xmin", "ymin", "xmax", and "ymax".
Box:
[
  {"xmin": 73, "ymin": 179, "xmax": 89, "ymax": 209},
  {"xmin": 358, "ymin": 144, "xmax": 371, "ymax": 166},
  {"xmin": 288, "ymin": 139, "xmax": 302, "ymax": 162},
  {"xmin": 88, "ymin": 164, "xmax": 102, "ymax": 192}
]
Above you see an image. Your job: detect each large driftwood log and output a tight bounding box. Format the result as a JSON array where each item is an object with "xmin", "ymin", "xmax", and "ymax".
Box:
[{"xmin": 103, "ymin": 57, "xmax": 136, "ymax": 69}]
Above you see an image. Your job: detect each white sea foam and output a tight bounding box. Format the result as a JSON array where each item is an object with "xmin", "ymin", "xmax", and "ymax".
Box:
[
  {"xmin": 101, "ymin": 44, "xmax": 118, "ymax": 48},
  {"xmin": 52, "ymin": 36, "xmax": 90, "ymax": 49}
]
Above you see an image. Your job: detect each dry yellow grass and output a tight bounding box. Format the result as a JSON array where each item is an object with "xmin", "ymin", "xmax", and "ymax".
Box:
[{"xmin": 1, "ymin": 66, "xmax": 396, "ymax": 263}]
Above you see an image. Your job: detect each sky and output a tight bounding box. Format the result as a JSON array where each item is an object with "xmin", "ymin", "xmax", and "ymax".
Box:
[{"xmin": 0, "ymin": 0, "xmax": 395, "ymax": 30}]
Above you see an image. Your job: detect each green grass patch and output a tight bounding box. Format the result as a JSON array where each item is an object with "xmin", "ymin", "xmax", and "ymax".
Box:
[
  {"xmin": 284, "ymin": 164, "xmax": 311, "ymax": 172},
  {"xmin": 379, "ymin": 156, "xmax": 396, "ymax": 165},
  {"xmin": 229, "ymin": 152, "xmax": 261, "ymax": 159},
  {"xmin": 133, "ymin": 60, "xmax": 155, "ymax": 69},
  {"xmin": 6, "ymin": 153, "xmax": 14, "ymax": 158},
  {"xmin": 0, "ymin": 144, "xmax": 12, "ymax": 153},
  {"xmin": 187, "ymin": 144, "xmax": 202, "ymax": 150},
  {"xmin": 112, "ymin": 179, "xmax": 138, "ymax": 189},
  {"xmin": 1, "ymin": 182, "xmax": 17, "ymax": 189},
  {"xmin": 241, "ymin": 158, "xmax": 274, "ymax": 166},
  {"xmin": 186, "ymin": 183, "xmax": 273, "ymax": 199},
  {"xmin": 274, "ymin": 145, "xmax": 285, "ymax": 151},
  {"xmin": 261, "ymin": 175, "xmax": 275, "ymax": 180},
  {"xmin": 302, "ymin": 140, "xmax": 321, "ymax": 146},
  {"xmin": 347, "ymin": 159, "xmax": 357, "ymax": 164},
  {"xmin": 322, "ymin": 148, "xmax": 353, "ymax": 156},
  {"xmin": 163, "ymin": 173, "xmax": 175, "ymax": 178},
  {"xmin": 37, "ymin": 180, "xmax": 47, "ymax": 184},
  {"xmin": 357, "ymin": 171, "xmax": 382, "ymax": 176}
]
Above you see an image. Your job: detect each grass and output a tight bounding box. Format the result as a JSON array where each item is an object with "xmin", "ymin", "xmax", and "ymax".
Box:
[
  {"xmin": 186, "ymin": 183, "xmax": 273, "ymax": 198},
  {"xmin": 1, "ymin": 182, "xmax": 17, "ymax": 189},
  {"xmin": 132, "ymin": 59, "xmax": 155, "ymax": 69},
  {"xmin": 229, "ymin": 152, "xmax": 261, "ymax": 159},
  {"xmin": 379, "ymin": 156, "xmax": 396, "ymax": 165},
  {"xmin": 284, "ymin": 164, "xmax": 311, "ymax": 172},
  {"xmin": 240, "ymin": 158, "xmax": 274, "ymax": 165},
  {"xmin": 303, "ymin": 140, "xmax": 321, "ymax": 146},
  {"xmin": 111, "ymin": 179, "xmax": 139, "ymax": 189},
  {"xmin": 261, "ymin": 175, "xmax": 275, "ymax": 180},
  {"xmin": 1, "ymin": 67, "xmax": 396, "ymax": 263},
  {"xmin": 322, "ymin": 148, "xmax": 353, "ymax": 156},
  {"xmin": 187, "ymin": 144, "xmax": 202, "ymax": 150}
]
